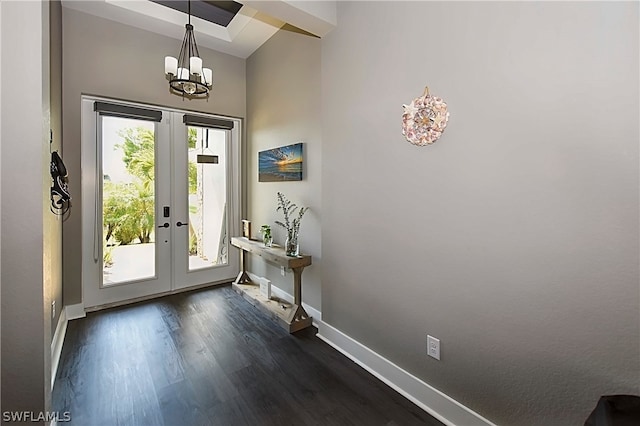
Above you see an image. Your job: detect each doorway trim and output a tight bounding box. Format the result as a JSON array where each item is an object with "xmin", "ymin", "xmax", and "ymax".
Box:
[{"xmin": 80, "ymin": 95, "xmax": 242, "ymax": 309}]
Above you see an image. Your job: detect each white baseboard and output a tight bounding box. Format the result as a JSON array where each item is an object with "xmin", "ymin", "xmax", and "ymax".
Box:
[
  {"xmin": 317, "ymin": 321, "xmax": 496, "ymax": 426},
  {"xmin": 65, "ymin": 303, "xmax": 86, "ymax": 320},
  {"xmin": 50, "ymin": 308, "xmax": 68, "ymax": 390},
  {"xmin": 246, "ymin": 271, "xmax": 322, "ymax": 327},
  {"xmin": 51, "ymin": 303, "xmax": 85, "ymax": 389}
]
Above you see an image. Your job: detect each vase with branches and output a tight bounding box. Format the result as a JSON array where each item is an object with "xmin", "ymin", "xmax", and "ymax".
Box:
[{"xmin": 275, "ymin": 192, "xmax": 308, "ymax": 256}]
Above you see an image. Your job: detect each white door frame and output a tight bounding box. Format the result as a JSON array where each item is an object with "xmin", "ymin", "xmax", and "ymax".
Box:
[
  {"xmin": 171, "ymin": 111, "xmax": 241, "ymax": 290},
  {"xmin": 81, "ymin": 96, "xmax": 241, "ymax": 309}
]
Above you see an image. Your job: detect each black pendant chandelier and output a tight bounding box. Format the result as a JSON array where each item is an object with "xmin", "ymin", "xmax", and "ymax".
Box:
[{"xmin": 164, "ymin": 0, "xmax": 212, "ymax": 98}]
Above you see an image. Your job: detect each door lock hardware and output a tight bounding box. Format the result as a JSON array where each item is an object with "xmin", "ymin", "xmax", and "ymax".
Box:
[
  {"xmin": 158, "ymin": 222, "xmax": 170, "ymax": 228},
  {"xmin": 176, "ymin": 221, "xmax": 189, "ymax": 227}
]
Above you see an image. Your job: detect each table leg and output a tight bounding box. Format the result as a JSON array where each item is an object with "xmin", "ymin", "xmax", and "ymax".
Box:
[
  {"xmin": 234, "ymin": 249, "xmax": 251, "ymax": 284},
  {"xmin": 292, "ymin": 267, "xmax": 303, "ymax": 306},
  {"xmin": 291, "ymin": 267, "xmax": 310, "ymax": 327}
]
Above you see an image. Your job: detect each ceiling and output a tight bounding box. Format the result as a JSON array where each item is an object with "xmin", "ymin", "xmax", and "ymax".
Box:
[
  {"xmin": 61, "ymin": 0, "xmax": 336, "ymax": 59},
  {"xmin": 149, "ymin": 1, "xmax": 244, "ymax": 28}
]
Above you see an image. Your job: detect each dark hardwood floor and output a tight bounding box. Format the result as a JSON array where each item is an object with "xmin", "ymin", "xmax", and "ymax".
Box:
[{"xmin": 52, "ymin": 285, "xmax": 443, "ymax": 426}]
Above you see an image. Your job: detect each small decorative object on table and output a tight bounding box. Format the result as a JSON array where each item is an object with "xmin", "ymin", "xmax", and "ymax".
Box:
[
  {"xmin": 275, "ymin": 192, "xmax": 308, "ymax": 257},
  {"xmin": 402, "ymin": 86, "xmax": 450, "ymax": 146},
  {"xmin": 242, "ymin": 219, "xmax": 252, "ymax": 239},
  {"xmin": 260, "ymin": 225, "xmax": 273, "ymax": 247}
]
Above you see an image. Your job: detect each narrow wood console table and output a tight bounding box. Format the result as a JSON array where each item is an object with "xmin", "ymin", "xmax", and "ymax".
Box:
[{"xmin": 230, "ymin": 237, "xmax": 312, "ymax": 333}]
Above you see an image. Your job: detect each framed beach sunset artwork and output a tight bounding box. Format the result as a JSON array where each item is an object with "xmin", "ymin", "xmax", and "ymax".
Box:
[{"xmin": 258, "ymin": 143, "xmax": 303, "ymax": 182}]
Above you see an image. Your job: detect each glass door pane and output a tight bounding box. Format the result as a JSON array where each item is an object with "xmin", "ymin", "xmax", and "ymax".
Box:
[
  {"xmin": 83, "ymin": 98, "xmax": 240, "ymax": 308},
  {"xmin": 102, "ymin": 117, "xmax": 156, "ymax": 285},
  {"xmin": 186, "ymin": 126, "xmax": 228, "ymax": 271}
]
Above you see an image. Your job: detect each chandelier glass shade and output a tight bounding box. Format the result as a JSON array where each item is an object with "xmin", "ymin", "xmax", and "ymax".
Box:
[{"xmin": 164, "ymin": 1, "xmax": 212, "ymax": 97}]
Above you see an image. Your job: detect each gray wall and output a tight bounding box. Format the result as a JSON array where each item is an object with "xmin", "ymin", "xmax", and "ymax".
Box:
[
  {"xmin": 246, "ymin": 27, "xmax": 322, "ymax": 311},
  {"xmin": 50, "ymin": 0, "xmax": 63, "ymax": 340},
  {"xmin": 1, "ymin": 0, "xmax": 53, "ymax": 415},
  {"xmin": 321, "ymin": 2, "xmax": 639, "ymax": 425},
  {"xmin": 61, "ymin": 6, "xmax": 246, "ymax": 305}
]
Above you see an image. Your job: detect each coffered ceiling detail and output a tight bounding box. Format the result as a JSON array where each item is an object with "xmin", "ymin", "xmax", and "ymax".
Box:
[{"xmin": 61, "ymin": 0, "xmax": 336, "ymax": 59}]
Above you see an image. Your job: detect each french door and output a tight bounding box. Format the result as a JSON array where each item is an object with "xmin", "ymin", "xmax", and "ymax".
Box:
[{"xmin": 81, "ymin": 97, "xmax": 240, "ymax": 308}]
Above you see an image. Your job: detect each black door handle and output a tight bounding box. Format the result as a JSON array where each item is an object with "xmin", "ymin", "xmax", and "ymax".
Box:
[
  {"xmin": 158, "ymin": 222, "xmax": 170, "ymax": 228},
  {"xmin": 176, "ymin": 221, "xmax": 189, "ymax": 227}
]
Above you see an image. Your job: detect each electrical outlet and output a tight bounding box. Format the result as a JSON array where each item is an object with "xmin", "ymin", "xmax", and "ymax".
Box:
[
  {"xmin": 281, "ymin": 266, "xmax": 286, "ymax": 276},
  {"xmin": 52, "ymin": 301, "xmax": 56, "ymax": 319},
  {"xmin": 427, "ymin": 335, "xmax": 440, "ymax": 360}
]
